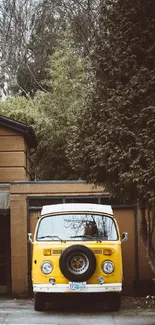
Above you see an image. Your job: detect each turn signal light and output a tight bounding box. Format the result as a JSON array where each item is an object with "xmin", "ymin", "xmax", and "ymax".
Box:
[
  {"xmin": 103, "ymin": 248, "xmax": 112, "ymax": 255},
  {"xmin": 43, "ymin": 249, "xmax": 52, "ymax": 256}
]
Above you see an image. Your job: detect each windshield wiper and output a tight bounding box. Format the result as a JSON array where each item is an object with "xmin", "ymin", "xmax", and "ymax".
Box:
[
  {"xmin": 38, "ymin": 235, "xmax": 66, "ymax": 242},
  {"xmin": 70, "ymin": 235, "xmax": 93, "ymax": 239},
  {"xmin": 70, "ymin": 235, "xmax": 102, "ymax": 242}
]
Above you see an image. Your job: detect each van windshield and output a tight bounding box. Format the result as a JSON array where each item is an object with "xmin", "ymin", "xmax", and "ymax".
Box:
[{"xmin": 36, "ymin": 213, "xmax": 118, "ymax": 241}]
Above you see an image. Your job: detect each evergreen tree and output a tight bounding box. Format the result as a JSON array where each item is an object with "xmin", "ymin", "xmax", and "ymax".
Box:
[{"xmin": 67, "ymin": 0, "xmax": 155, "ymax": 272}]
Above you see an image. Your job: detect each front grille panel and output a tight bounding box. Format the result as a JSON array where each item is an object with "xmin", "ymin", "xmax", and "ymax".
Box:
[
  {"xmin": 52, "ymin": 250, "xmax": 63, "ymax": 255},
  {"xmin": 92, "ymin": 249, "xmax": 102, "ymax": 254},
  {"xmin": 52, "ymin": 248, "xmax": 103, "ymax": 255}
]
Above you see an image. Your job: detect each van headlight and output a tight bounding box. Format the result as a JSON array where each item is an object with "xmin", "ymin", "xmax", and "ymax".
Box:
[
  {"xmin": 102, "ymin": 261, "xmax": 114, "ymax": 274},
  {"xmin": 41, "ymin": 261, "xmax": 53, "ymax": 274}
]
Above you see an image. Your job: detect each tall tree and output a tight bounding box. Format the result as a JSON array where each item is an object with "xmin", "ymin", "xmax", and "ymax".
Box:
[
  {"xmin": 56, "ymin": 0, "xmax": 100, "ymax": 54},
  {"xmin": 0, "ymin": 0, "xmax": 100, "ymax": 97},
  {"xmin": 16, "ymin": 0, "xmax": 64, "ymax": 96},
  {"xmin": 0, "ymin": 33, "xmax": 88, "ymax": 180},
  {"xmin": 67, "ymin": 0, "xmax": 155, "ymax": 272},
  {"xmin": 0, "ymin": 0, "xmax": 38, "ymax": 96},
  {"xmin": 0, "ymin": 0, "xmax": 63, "ymax": 96}
]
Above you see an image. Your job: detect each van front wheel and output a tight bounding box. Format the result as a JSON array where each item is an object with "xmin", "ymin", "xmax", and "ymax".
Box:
[{"xmin": 34, "ymin": 293, "xmax": 45, "ymax": 311}]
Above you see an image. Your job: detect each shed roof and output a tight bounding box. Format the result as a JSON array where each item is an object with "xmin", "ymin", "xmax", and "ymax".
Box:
[{"xmin": 0, "ymin": 114, "xmax": 38, "ymax": 148}]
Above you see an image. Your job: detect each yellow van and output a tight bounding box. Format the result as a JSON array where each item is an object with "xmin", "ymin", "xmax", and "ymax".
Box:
[{"xmin": 29, "ymin": 203, "xmax": 128, "ymax": 311}]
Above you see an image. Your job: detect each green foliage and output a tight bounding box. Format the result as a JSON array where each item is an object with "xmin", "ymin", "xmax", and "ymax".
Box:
[
  {"xmin": 66, "ymin": 0, "xmax": 155, "ymax": 271},
  {"xmin": 0, "ymin": 92, "xmax": 74, "ymax": 179},
  {"xmin": 48, "ymin": 34, "xmax": 88, "ymax": 113},
  {"xmin": 0, "ymin": 34, "xmax": 88, "ymax": 180},
  {"xmin": 68, "ymin": 0, "xmax": 155, "ymax": 200}
]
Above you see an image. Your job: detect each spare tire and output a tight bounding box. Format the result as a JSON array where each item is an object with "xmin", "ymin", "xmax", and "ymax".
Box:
[{"xmin": 59, "ymin": 245, "xmax": 96, "ymax": 282}]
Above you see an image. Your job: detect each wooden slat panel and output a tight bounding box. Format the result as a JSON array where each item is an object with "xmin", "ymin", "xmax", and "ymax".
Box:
[
  {"xmin": 0, "ymin": 152, "xmax": 25, "ymax": 167},
  {"xmin": 10, "ymin": 182, "xmax": 106, "ymax": 195},
  {"xmin": 0, "ymin": 136, "xmax": 25, "ymax": 151},
  {"xmin": 0, "ymin": 127, "xmax": 19, "ymax": 136},
  {"xmin": 0, "ymin": 187, "xmax": 10, "ymax": 192},
  {"xmin": 0, "ymin": 168, "xmax": 27, "ymax": 182}
]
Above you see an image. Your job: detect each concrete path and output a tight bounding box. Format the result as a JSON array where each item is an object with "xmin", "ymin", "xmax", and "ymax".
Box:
[{"xmin": 0, "ymin": 298, "xmax": 154, "ymax": 325}]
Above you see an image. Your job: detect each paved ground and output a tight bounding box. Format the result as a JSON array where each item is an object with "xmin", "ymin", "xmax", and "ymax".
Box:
[{"xmin": 0, "ymin": 297, "xmax": 154, "ymax": 325}]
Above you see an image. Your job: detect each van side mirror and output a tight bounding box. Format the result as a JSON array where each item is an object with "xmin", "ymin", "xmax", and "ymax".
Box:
[
  {"xmin": 28, "ymin": 233, "xmax": 33, "ymax": 244},
  {"xmin": 121, "ymin": 232, "xmax": 128, "ymax": 242}
]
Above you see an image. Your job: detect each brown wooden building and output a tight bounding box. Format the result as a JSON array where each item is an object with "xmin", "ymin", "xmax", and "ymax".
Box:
[{"xmin": 0, "ymin": 114, "xmax": 154, "ymax": 297}]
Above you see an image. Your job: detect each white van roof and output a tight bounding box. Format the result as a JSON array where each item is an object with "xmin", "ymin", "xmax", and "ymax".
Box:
[{"xmin": 41, "ymin": 203, "xmax": 113, "ymax": 216}]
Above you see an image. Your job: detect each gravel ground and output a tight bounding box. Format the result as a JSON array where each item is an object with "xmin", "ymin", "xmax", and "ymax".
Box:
[{"xmin": 122, "ymin": 296, "xmax": 155, "ymax": 311}]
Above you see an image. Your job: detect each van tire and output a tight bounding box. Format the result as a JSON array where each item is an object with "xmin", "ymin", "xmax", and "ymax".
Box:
[
  {"xmin": 59, "ymin": 244, "xmax": 96, "ymax": 282},
  {"xmin": 34, "ymin": 293, "xmax": 45, "ymax": 311}
]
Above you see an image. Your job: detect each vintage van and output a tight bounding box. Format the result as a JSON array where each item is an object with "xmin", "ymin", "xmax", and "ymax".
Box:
[{"xmin": 29, "ymin": 203, "xmax": 128, "ymax": 311}]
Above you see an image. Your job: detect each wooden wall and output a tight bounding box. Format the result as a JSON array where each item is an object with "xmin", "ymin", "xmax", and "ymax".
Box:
[{"xmin": 0, "ymin": 127, "xmax": 31, "ymax": 182}]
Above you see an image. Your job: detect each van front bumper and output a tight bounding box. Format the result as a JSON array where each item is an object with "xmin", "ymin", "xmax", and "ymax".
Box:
[{"xmin": 33, "ymin": 283, "xmax": 122, "ymax": 293}]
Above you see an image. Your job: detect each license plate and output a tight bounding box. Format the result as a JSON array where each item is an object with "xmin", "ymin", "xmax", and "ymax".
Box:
[{"xmin": 69, "ymin": 282, "xmax": 86, "ymax": 291}]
